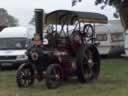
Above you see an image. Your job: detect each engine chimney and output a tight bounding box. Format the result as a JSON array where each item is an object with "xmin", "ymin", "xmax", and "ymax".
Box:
[{"xmin": 34, "ymin": 9, "xmax": 44, "ymax": 41}]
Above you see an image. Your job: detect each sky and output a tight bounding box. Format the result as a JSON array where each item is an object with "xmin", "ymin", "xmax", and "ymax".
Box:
[{"xmin": 0, "ymin": 0, "xmax": 117, "ymax": 25}]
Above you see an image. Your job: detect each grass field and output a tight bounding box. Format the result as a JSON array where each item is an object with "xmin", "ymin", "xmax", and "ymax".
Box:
[{"xmin": 0, "ymin": 58, "xmax": 128, "ymax": 96}]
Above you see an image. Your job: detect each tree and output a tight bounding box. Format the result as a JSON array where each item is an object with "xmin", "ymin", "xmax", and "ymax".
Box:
[
  {"xmin": 0, "ymin": 8, "xmax": 19, "ymax": 27},
  {"xmin": 72, "ymin": 0, "xmax": 128, "ymax": 30},
  {"xmin": 95, "ymin": 0, "xmax": 128, "ymax": 30},
  {"xmin": 72, "ymin": 0, "xmax": 82, "ymax": 6},
  {"xmin": 7, "ymin": 15, "xmax": 19, "ymax": 26}
]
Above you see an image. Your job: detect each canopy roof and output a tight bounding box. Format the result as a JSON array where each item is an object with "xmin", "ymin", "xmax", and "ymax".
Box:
[{"xmin": 46, "ymin": 10, "xmax": 108, "ymax": 25}]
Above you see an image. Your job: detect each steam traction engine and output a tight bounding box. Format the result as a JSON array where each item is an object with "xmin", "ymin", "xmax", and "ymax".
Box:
[{"xmin": 16, "ymin": 9, "xmax": 108, "ymax": 88}]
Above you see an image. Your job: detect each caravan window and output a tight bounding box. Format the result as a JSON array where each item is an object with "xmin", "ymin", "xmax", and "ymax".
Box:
[
  {"xmin": 111, "ymin": 33, "xmax": 124, "ymax": 42},
  {"xmin": 96, "ymin": 34, "xmax": 107, "ymax": 41}
]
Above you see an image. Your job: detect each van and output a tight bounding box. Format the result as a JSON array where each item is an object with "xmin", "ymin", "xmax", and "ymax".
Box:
[{"xmin": 0, "ymin": 26, "xmax": 35, "ymax": 68}]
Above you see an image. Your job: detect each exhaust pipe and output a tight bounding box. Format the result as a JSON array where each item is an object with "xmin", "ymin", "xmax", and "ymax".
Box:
[{"xmin": 34, "ymin": 9, "xmax": 44, "ymax": 41}]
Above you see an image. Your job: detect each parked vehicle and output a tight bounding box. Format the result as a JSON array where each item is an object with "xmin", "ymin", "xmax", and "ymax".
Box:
[
  {"xmin": 124, "ymin": 30, "xmax": 128, "ymax": 56},
  {"xmin": 95, "ymin": 20, "xmax": 125, "ymax": 56},
  {"xmin": 0, "ymin": 26, "xmax": 35, "ymax": 69},
  {"xmin": 16, "ymin": 9, "xmax": 108, "ymax": 89}
]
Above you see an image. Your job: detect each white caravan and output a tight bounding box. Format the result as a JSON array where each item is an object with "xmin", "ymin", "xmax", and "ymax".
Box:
[
  {"xmin": 124, "ymin": 30, "xmax": 128, "ymax": 56},
  {"xmin": 0, "ymin": 26, "xmax": 35, "ymax": 68},
  {"xmin": 96, "ymin": 20, "xmax": 125, "ymax": 56}
]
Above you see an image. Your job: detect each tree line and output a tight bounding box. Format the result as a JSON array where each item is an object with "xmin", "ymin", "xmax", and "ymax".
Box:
[
  {"xmin": 0, "ymin": 8, "xmax": 18, "ymax": 27},
  {"xmin": 72, "ymin": 0, "xmax": 128, "ymax": 31}
]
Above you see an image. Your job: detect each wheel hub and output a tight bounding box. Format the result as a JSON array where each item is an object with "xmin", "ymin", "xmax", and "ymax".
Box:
[
  {"xmin": 55, "ymin": 74, "xmax": 60, "ymax": 80},
  {"xmin": 88, "ymin": 58, "xmax": 94, "ymax": 68}
]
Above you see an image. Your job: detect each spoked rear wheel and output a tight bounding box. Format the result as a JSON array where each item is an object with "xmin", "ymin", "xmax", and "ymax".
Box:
[
  {"xmin": 45, "ymin": 64, "xmax": 62, "ymax": 89},
  {"xmin": 0, "ymin": 64, "xmax": 2, "ymax": 70},
  {"xmin": 77, "ymin": 47, "xmax": 100, "ymax": 83},
  {"xmin": 84, "ymin": 49, "xmax": 99, "ymax": 82},
  {"xmin": 16, "ymin": 65, "xmax": 34, "ymax": 88}
]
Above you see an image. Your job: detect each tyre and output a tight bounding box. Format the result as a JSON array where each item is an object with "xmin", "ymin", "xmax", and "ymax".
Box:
[
  {"xmin": 76, "ymin": 46, "xmax": 100, "ymax": 83},
  {"xmin": 85, "ymin": 47, "xmax": 100, "ymax": 81},
  {"xmin": 0, "ymin": 64, "xmax": 2, "ymax": 70},
  {"xmin": 45, "ymin": 64, "xmax": 62, "ymax": 89},
  {"xmin": 16, "ymin": 64, "xmax": 35, "ymax": 88}
]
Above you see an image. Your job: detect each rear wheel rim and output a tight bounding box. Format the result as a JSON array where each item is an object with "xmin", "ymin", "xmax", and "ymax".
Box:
[
  {"xmin": 82, "ymin": 50, "xmax": 95, "ymax": 81},
  {"xmin": 49, "ymin": 67, "xmax": 61, "ymax": 87}
]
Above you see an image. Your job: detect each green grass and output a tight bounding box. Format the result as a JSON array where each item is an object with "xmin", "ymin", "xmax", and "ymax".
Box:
[{"xmin": 1, "ymin": 58, "xmax": 128, "ymax": 96}]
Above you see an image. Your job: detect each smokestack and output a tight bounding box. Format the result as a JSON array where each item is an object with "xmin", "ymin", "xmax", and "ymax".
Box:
[{"xmin": 34, "ymin": 9, "xmax": 44, "ymax": 41}]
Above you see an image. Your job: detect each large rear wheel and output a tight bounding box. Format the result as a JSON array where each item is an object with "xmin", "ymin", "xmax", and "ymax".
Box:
[
  {"xmin": 45, "ymin": 64, "xmax": 62, "ymax": 89},
  {"xmin": 0, "ymin": 64, "xmax": 2, "ymax": 70},
  {"xmin": 76, "ymin": 46, "xmax": 100, "ymax": 83}
]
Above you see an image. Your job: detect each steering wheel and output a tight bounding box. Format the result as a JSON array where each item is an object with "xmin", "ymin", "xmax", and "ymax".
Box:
[
  {"xmin": 83, "ymin": 24, "xmax": 94, "ymax": 37},
  {"xmin": 82, "ymin": 24, "xmax": 94, "ymax": 42}
]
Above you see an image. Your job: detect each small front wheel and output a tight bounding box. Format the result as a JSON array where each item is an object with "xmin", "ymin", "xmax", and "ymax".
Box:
[
  {"xmin": 16, "ymin": 64, "xmax": 35, "ymax": 88},
  {"xmin": 45, "ymin": 64, "xmax": 62, "ymax": 89}
]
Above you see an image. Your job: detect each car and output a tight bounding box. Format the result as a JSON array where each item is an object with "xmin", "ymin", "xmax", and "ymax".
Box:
[{"xmin": 16, "ymin": 9, "xmax": 108, "ymax": 89}]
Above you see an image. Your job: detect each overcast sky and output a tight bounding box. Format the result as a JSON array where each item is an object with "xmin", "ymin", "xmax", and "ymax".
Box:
[{"xmin": 0, "ymin": 0, "xmax": 117, "ymax": 25}]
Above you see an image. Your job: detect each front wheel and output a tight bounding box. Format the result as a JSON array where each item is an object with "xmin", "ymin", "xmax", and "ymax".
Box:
[
  {"xmin": 16, "ymin": 64, "xmax": 35, "ymax": 88},
  {"xmin": 45, "ymin": 64, "xmax": 62, "ymax": 89}
]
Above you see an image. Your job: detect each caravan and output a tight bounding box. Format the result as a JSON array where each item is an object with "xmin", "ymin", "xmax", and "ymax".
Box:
[
  {"xmin": 0, "ymin": 26, "xmax": 35, "ymax": 68},
  {"xmin": 96, "ymin": 20, "xmax": 125, "ymax": 56},
  {"xmin": 124, "ymin": 30, "xmax": 128, "ymax": 56}
]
